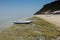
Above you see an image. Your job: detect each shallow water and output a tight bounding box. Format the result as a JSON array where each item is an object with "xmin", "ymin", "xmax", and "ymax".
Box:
[{"xmin": 0, "ymin": 15, "xmax": 32, "ymax": 31}]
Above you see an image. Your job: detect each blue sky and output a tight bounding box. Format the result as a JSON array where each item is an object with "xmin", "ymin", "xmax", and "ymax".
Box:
[{"xmin": 0, "ymin": 0, "xmax": 54, "ymax": 19}]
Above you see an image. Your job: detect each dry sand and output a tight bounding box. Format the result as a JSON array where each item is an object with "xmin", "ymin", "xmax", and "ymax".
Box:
[{"xmin": 35, "ymin": 15, "xmax": 60, "ymax": 27}]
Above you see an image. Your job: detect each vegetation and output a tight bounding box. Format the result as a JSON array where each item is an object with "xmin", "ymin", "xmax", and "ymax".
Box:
[
  {"xmin": 0, "ymin": 16, "xmax": 60, "ymax": 40},
  {"xmin": 34, "ymin": 1, "xmax": 60, "ymax": 15}
]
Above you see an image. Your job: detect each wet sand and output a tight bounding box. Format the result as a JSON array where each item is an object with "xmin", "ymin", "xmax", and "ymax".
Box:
[{"xmin": 35, "ymin": 15, "xmax": 60, "ymax": 27}]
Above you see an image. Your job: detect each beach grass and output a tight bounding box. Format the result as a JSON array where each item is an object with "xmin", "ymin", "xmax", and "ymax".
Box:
[{"xmin": 0, "ymin": 16, "xmax": 60, "ymax": 40}]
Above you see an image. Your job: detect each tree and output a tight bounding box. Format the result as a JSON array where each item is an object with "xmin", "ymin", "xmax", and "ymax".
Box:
[{"xmin": 56, "ymin": 0, "xmax": 60, "ymax": 1}]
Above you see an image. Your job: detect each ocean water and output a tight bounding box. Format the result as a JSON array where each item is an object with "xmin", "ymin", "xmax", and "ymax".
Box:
[{"xmin": 0, "ymin": 13, "xmax": 33, "ymax": 31}]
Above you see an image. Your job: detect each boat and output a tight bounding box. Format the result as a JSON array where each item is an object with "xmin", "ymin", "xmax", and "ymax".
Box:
[{"xmin": 13, "ymin": 20, "xmax": 32, "ymax": 24}]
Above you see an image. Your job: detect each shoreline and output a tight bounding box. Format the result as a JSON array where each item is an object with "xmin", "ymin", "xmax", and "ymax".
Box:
[
  {"xmin": 0, "ymin": 17, "xmax": 29, "ymax": 32},
  {"xmin": 0, "ymin": 16, "xmax": 60, "ymax": 40},
  {"xmin": 0, "ymin": 20, "xmax": 13, "ymax": 32}
]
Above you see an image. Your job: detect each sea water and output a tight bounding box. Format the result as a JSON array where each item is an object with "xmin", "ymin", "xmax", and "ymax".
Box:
[{"xmin": 0, "ymin": 13, "xmax": 33, "ymax": 31}]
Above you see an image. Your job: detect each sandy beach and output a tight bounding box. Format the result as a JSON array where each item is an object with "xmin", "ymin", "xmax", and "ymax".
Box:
[{"xmin": 35, "ymin": 15, "xmax": 60, "ymax": 27}]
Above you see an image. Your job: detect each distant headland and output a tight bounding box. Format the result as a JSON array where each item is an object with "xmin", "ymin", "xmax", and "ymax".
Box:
[{"xmin": 34, "ymin": 0, "xmax": 60, "ymax": 15}]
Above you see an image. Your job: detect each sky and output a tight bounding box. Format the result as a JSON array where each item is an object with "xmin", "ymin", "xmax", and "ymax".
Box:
[{"xmin": 0, "ymin": 0, "xmax": 54, "ymax": 19}]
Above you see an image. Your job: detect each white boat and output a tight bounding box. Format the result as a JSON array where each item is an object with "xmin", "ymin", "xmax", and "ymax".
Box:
[{"xmin": 13, "ymin": 20, "xmax": 32, "ymax": 24}]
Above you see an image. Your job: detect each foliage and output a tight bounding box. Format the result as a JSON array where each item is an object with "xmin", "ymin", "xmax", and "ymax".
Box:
[{"xmin": 0, "ymin": 17, "xmax": 60, "ymax": 40}]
